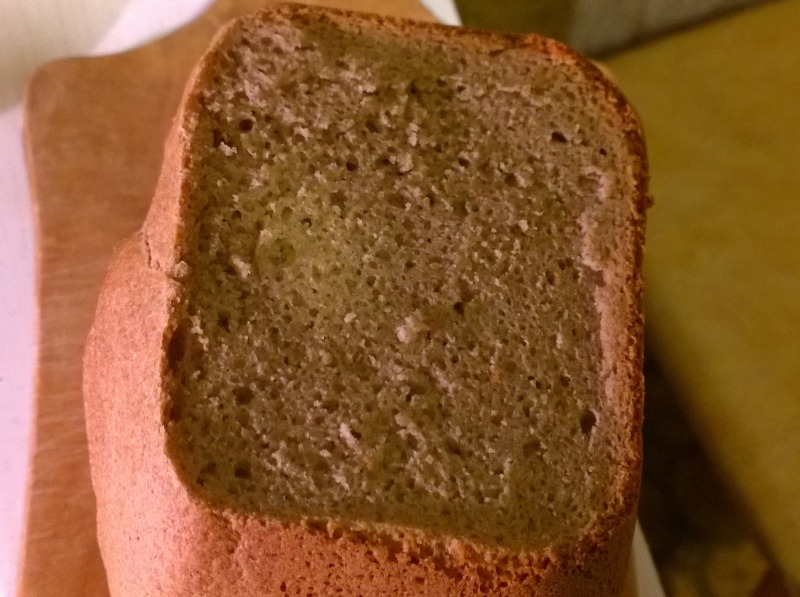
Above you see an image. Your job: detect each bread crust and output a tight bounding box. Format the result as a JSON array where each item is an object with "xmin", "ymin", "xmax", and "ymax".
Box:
[{"xmin": 84, "ymin": 5, "xmax": 648, "ymax": 595}]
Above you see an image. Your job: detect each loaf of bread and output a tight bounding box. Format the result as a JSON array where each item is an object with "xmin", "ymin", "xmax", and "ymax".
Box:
[{"xmin": 84, "ymin": 4, "xmax": 649, "ymax": 595}]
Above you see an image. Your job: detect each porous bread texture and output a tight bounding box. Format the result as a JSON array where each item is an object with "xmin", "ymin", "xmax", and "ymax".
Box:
[
  {"xmin": 87, "ymin": 5, "xmax": 648, "ymax": 595},
  {"xmin": 162, "ymin": 6, "xmax": 643, "ymax": 549}
]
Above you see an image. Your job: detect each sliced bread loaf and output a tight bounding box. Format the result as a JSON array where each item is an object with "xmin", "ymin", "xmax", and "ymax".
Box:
[{"xmin": 84, "ymin": 4, "xmax": 649, "ymax": 595}]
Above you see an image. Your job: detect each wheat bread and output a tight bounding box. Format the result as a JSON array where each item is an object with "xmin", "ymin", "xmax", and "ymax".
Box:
[{"xmin": 84, "ymin": 4, "xmax": 649, "ymax": 595}]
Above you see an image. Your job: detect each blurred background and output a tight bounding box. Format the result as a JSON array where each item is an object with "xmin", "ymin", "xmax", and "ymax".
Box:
[{"xmin": 456, "ymin": 0, "xmax": 762, "ymax": 54}]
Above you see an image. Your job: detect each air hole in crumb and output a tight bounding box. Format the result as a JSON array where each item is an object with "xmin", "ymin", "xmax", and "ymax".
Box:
[
  {"xmin": 453, "ymin": 302, "xmax": 465, "ymax": 316},
  {"xmin": 387, "ymin": 194, "xmax": 406, "ymax": 209},
  {"xmin": 234, "ymin": 386, "xmax": 254, "ymax": 405},
  {"xmin": 457, "ymin": 156, "xmax": 470, "ymax": 168},
  {"xmin": 452, "ymin": 198, "xmax": 468, "ymax": 217},
  {"xmin": 200, "ymin": 461, "xmax": 217, "ymax": 476},
  {"xmin": 599, "ymin": 147, "xmax": 608, "ymax": 156},
  {"xmin": 321, "ymin": 398, "xmax": 339, "ymax": 413},
  {"xmin": 445, "ymin": 438, "xmax": 464, "ymax": 457},
  {"xmin": 167, "ymin": 391, "xmax": 183, "ymax": 422},
  {"xmin": 523, "ymin": 438, "xmax": 542, "ymax": 456},
  {"xmin": 211, "ymin": 128, "xmax": 226, "ymax": 147},
  {"xmin": 166, "ymin": 324, "xmax": 187, "ymax": 370},
  {"xmin": 233, "ymin": 461, "xmax": 252, "ymax": 480},
  {"xmin": 345, "ymin": 158, "xmax": 359, "ymax": 172},
  {"xmin": 504, "ymin": 172, "xmax": 518, "ymax": 186},
  {"xmin": 550, "ymin": 131, "xmax": 567, "ymax": 143},
  {"xmin": 239, "ymin": 118, "xmax": 254, "ymax": 132},
  {"xmin": 217, "ymin": 311, "xmax": 230, "ymax": 332},
  {"xmin": 580, "ymin": 410, "xmax": 597, "ymax": 434},
  {"xmin": 559, "ymin": 375, "xmax": 571, "ymax": 388}
]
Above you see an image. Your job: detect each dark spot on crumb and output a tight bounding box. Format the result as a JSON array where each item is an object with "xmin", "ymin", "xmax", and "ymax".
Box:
[
  {"xmin": 234, "ymin": 386, "xmax": 254, "ymax": 405},
  {"xmin": 580, "ymin": 410, "xmax": 597, "ymax": 434},
  {"xmin": 234, "ymin": 461, "xmax": 252, "ymax": 479}
]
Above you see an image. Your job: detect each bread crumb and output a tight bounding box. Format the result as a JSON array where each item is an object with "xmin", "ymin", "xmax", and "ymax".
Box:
[
  {"xmin": 172, "ymin": 261, "xmax": 189, "ymax": 279},
  {"xmin": 406, "ymin": 123, "xmax": 419, "ymax": 147},
  {"xmin": 293, "ymin": 126, "xmax": 311, "ymax": 141},
  {"xmin": 339, "ymin": 423, "xmax": 360, "ymax": 452},
  {"xmin": 396, "ymin": 152, "xmax": 414, "ymax": 173},
  {"xmin": 332, "ymin": 471, "xmax": 350, "ymax": 490},
  {"xmin": 395, "ymin": 313, "xmax": 424, "ymax": 344},
  {"xmin": 231, "ymin": 255, "xmax": 251, "ymax": 280},
  {"xmin": 218, "ymin": 142, "xmax": 237, "ymax": 156}
]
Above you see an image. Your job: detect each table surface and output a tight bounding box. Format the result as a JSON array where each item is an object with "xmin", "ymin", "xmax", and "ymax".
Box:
[{"xmin": 0, "ymin": 2, "xmax": 660, "ymax": 596}]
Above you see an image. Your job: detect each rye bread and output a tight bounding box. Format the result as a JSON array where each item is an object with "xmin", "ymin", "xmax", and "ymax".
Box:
[{"xmin": 84, "ymin": 4, "xmax": 649, "ymax": 595}]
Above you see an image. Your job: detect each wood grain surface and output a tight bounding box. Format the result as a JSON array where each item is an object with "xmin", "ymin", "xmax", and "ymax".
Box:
[
  {"xmin": 21, "ymin": 1, "xmax": 643, "ymax": 595},
  {"xmin": 21, "ymin": 2, "xmax": 432, "ymax": 595}
]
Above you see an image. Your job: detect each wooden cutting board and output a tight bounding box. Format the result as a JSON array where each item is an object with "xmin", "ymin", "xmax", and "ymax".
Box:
[
  {"xmin": 607, "ymin": 0, "xmax": 800, "ymax": 585},
  {"xmin": 20, "ymin": 2, "xmax": 432, "ymax": 595}
]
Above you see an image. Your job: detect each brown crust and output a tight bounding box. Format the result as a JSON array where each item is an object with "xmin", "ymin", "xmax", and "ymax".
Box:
[{"xmin": 84, "ymin": 4, "xmax": 649, "ymax": 595}]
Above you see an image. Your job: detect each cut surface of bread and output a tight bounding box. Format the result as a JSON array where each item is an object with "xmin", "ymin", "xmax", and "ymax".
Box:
[{"xmin": 85, "ymin": 4, "xmax": 648, "ymax": 595}]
